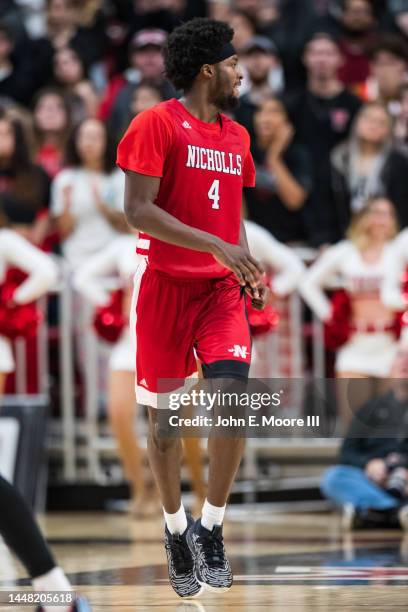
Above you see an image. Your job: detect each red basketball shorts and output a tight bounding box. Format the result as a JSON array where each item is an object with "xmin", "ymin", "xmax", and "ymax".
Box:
[{"xmin": 130, "ymin": 260, "xmax": 251, "ymax": 407}]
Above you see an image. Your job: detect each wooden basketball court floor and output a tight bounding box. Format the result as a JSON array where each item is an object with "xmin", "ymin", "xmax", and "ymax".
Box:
[{"xmin": 1, "ymin": 508, "xmax": 408, "ymax": 611}]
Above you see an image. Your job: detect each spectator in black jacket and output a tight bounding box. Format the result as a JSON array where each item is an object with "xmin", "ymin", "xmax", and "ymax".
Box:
[
  {"xmin": 286, "ymin": 31, "xmax": 361, "ymax": 246},
  {"xmin": 244, "ymin": 96, "xmax": 313, "ymax": 244},
  {"xmin": 329, "ymin": 101, "xmax": 408, "ymax": 240},
  {"xmin": 321, "ymin": 346, "xmax": 408, "ymax": 530},
  {"xmin": 262, "ymin": 0, "xmax": 318, "ymax": 92}
]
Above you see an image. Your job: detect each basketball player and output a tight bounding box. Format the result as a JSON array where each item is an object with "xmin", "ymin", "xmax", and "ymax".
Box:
[{"xmin": 117, "ymin": 18, "xmax": 267, "ymax": 598}]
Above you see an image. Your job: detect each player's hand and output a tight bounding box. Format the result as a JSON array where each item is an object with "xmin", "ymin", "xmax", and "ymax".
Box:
[
  {"xmin": 211, "ymin": 240, "xmax": 264, "ymax": 288},
  {"xmin": 246, "ymin": 283, "xmax": 270, "ymax": 310}
]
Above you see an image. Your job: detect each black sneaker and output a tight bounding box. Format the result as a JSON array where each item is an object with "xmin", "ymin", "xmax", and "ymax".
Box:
[
  {"xmin": 187, "ymin": 518, "xmax": 232, "ymax": 592},
  {"xmin": 164, "ymin": 514, "xmax": 203, "ymax": 598},
  {"xmin": 37, "ymin": 596, "xmax": 91, "ymax": 611}
]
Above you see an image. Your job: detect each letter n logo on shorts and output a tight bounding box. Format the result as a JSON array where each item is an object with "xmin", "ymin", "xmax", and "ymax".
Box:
[{"xmin": 228, "ymin": 345, "xmax": 248, "ymax": 359}]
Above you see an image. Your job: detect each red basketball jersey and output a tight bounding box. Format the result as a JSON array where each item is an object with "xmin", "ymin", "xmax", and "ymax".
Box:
[{"xmin": 117, "ymin": 98, "xmax": 255, "ymax": 278}]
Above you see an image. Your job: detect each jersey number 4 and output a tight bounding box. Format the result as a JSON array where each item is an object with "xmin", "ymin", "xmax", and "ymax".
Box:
[{"xmin": 208, "ymin": 179, "xmax": 220, "ymax": 210}]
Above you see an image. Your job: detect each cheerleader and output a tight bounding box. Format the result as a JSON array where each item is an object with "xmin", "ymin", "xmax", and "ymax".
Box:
[
  {"xmin": 0, "ymin": 226, "xmax": 58, "ymax": 394},
  {"xmin": 73, "ymin": 232, "xmax": 156, "ymax": 516},
  {"xmin": 299, "ymin": 197, "xmax": 399, "ymax": 416}
]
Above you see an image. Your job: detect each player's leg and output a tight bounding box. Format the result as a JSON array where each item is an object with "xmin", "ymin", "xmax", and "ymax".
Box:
[
  {"xmin": 188, "ymin": 275, "xmax": 251, "ymax": 592},
  {"xmin": 204, "ymin": 364, "xmax": 248, "ymax": 509},
  {"xmin": 146, "ymin": 403, "xmax": 206, "ymax": 518},
  {"xmin": 186, "ymin": 371, "xmax": 247, "ymax": 592},
  {"xmin": 181, "ymin": 362, "xmax": 206, "ymax": 515},
  {"xmin": 182, "ymin": 437, "xmax": 206, "ymax": 516},
  {"xmin": 134, "ymin": 268, "xmax": 203, "ymax": 597},
  {"xmin": 207, "ymin": 422, "xmax": 245, "ymax": 508},
  {"xmin": 0, "ymin": 475, "xmax": 90, "ymax": 611},
  {"xmin": 146, "ymin": 406, "xmax": 183, "ymax": 515},
  {"xmin": 135, "ymin": 269, "xmax": 196, "ymax": 518}
]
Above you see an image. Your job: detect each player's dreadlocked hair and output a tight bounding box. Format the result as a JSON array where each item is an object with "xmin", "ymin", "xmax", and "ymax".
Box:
[{"xmin": 163, "ymin": 18, "xmax": 234, "ymax": 92}]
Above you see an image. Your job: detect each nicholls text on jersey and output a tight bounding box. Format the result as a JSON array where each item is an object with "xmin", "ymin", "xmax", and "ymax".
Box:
[{"xmin": 186, "ymin": 145, "xmax": 242, "ymax": 175}]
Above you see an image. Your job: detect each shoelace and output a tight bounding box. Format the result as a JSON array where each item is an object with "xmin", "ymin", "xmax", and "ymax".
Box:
[
  {"xmin": 199, "ymin": 532, "xmax": 225, "ymax": 567},
  {"xmin": 167, "ymin": 535, "xmax": 192, "ymax": 572}
]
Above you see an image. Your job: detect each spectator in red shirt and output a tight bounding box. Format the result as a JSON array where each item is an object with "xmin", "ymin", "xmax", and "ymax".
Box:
[{"xmin": 336, "ymin": 0, "xmax": 379, "ymax": 91}]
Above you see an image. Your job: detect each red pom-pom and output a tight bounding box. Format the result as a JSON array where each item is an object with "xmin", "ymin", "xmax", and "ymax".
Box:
[
  {"xmin": 93, "ymin": 289, "xmax": 126, "ymax": 344},
  {"xmin": 5, "ymin": 304, "xmax": 43, "ymax": 340},
  {"xmin": 0, "ymin": 268, "xmax": 42, "ymax": 340},
  {"xmin": 392, "ymin": 310, "xmax": 408, "ymax": 340},
  {"xmin": 247, "ymin": 301, "xmax": 280, "ymax": 337},
  {"xmin": 5, "ymin": 268, "xmax": 27, "ymax": 286},
  {"xmin": 245, "ymin": 274, "xmax": 279, "ymax": 338},
  {"xmin": 324, "ymin": 289, "xmax": 352, "ymax": 351}
]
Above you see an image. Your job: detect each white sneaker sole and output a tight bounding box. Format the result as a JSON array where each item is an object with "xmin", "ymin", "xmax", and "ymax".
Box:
[
  {"xmin": 186, "ymin": 527, "xmax": 232, "ymax": 594},
  {"xmin": 198, "ymin": 581, "xmax": 231, "ymax": 593}
]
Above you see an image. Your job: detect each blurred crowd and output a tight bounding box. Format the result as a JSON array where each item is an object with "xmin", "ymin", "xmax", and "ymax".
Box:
[
  {"xmin": 1, "ymin": 0, "xmax": 408, "ymax": 252},
  {"xmin": 2, "ymin": 1, "xmax": 408, "ymax": 387}
]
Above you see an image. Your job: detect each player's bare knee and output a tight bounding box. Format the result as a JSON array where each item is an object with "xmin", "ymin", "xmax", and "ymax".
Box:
[{"xmin": 148, "ymin": 423, "xmax": 178, "ymax": 454}]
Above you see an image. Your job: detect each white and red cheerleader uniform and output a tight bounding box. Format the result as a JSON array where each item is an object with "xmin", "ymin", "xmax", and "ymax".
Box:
[{"xmin": 300, "ymin": 240, "xmax": 398, "ymax": 377}]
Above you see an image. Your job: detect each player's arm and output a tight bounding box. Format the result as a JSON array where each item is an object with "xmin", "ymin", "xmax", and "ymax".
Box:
[{"xmin": 124, "ymin": 170, "xmax": 263, "ymax": 288}]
